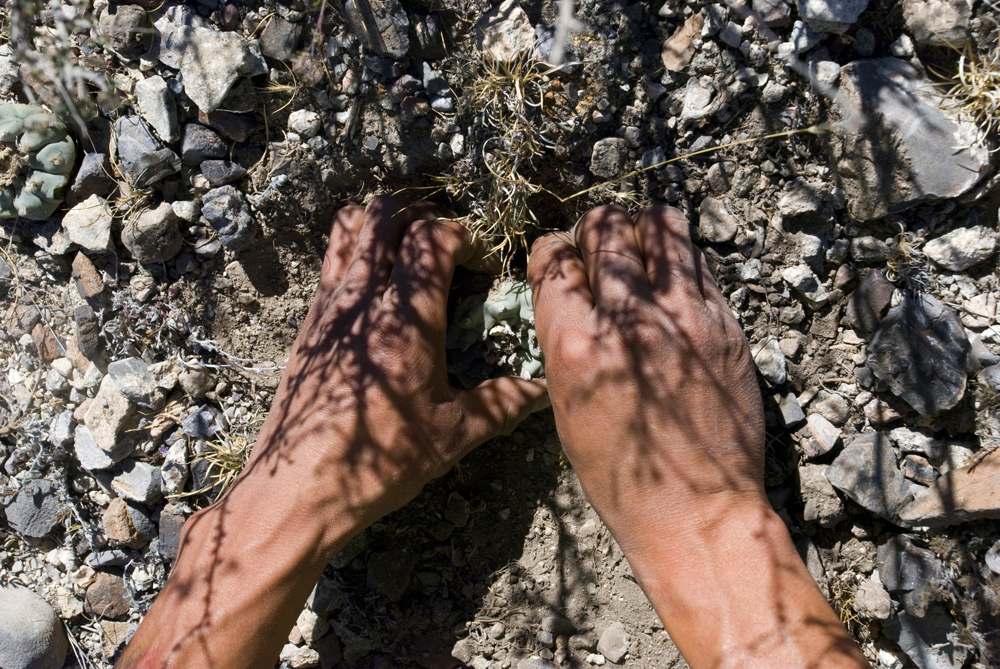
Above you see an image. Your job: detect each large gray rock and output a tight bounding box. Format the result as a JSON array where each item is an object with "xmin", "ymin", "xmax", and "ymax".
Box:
[
  {"xmin": 108, "ymin": 357, "xmax": 159, "ymax": 408},
  {"xmin": 884, "ymin": 604, "xmax": 967, "ymax": 669},
  {"xmin": 112, "ymin": 459, "xmax": 163, "ymax": 504},
  {"xmin": 3, "ymin": 481, "xmax": 63, "ymax": 538},
  {"xmin": 867, "ymin": 293, "xmax": 969, "ymax": 415},
  {"xmin": 827, "ymin": 433, "xmax": 911, "ymax": 521},
  {"xmin": 901, "ymin": 0, "xmax": 970, "ymax": 46},
  {"xmin": 832, "ymin": 59, "xmax": 987, "ymax": 221},
  {"xmin": 122, "ymin": 202, "xmax": 184, "ymax": 265},
  {"xmin": 922, "ymin": 225, "xmax": 997, "ymax": 271},
  {"xmin": 698, "ymin": 196, "xmax": 739, "ymax": 243},
  {"xmin": 797, "ymin": 0, "xmax": 868, "ymax": 32},
  {"xmin": 134, "ymin": 75, "xmax": 179, "ymax": 143},
  {"xmin": 0, "ymin": 586, "xmax": 68, "ymax": 669}
]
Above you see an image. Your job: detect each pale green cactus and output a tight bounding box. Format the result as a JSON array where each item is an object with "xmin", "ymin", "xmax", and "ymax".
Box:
[
  {"xmin": 0, "ymin": 103, "xmax": 76, "ymax": 220},
  {"xmin": 447, "ymin": 279, "xmax": 544, "ymax": 387}
]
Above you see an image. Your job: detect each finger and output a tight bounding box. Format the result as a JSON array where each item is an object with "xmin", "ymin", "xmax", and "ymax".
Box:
[
  {"xmin": 388, "ymin": 218, "xmax": 472, "ymax": 331},
  {"xmin": 318, "ymin": 205, "xmax": 364, "ymax": 292},
  {"xmin": 527, "ymin": 233, "xmax": 594, "ymax": 349},
  {"xmin": 634, "ymin": 205, "xmax": 708, "ymax": 303},
  {"xmin": 341, "ymin": 195, "xmax": 450, "ymax": 297},
  {"xmin": 573, "ymin": 205, "xmax": 652, "ymax": 307},
  {"xmin": 452, "ymin": 377, "xmax": 550, "ymax": 454}
]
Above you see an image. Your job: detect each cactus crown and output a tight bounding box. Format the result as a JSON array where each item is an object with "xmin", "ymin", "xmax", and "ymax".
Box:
[{"xmin": 0, "ymin": 103, "xmax": 77, "ymax": 220}]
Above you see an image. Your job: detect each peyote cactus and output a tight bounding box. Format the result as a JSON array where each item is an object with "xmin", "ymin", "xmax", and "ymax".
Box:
[
  {"xmin": 0, "ymin": 103, "xmax": 76, "ymax": 220},
  {"xmin": 446, "ymin": 279, "xmax": 544, "ymax": 387}
]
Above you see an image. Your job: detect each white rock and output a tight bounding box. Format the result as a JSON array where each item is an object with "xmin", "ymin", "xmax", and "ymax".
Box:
[
  {"xmin": 279, "ymin": 644, "xmax": 320, "ymax": 668},
  {"xmin": 853, "ymin": 572, "xmax": 892, "ymax": 619},
  {"xmin": 781, "ymin": 264, "xmax": 829, "ymax": 309},
  {"xmin": 61, "ymin": 195, "xmax": 113, "ymax": 252},
  {"xmin": 475, "ymin": 0, "xmax": 535, "ymax": 61},
  {"xmin": 753, "ymin": 336, "xmax": 787, "ymax": 385},
  {"xmin": 295, "ymin": 608, "xmax": 329, "ymax": 643},
  {"xmin": 923, "ymin": 225, "xmax": 997, "ymax": 271},
  {"xmin": 160, "ymin": 439, "xmax": 189, "ymax": 496},
  {"xmin": 287, "ymin": 110, "xmax": 322, "ymax": 139}
]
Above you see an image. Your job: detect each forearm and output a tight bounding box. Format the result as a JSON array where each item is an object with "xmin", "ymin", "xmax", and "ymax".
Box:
[{"xmin": 616, "ymin": 500, "xmax": 869, "ymax": 669}]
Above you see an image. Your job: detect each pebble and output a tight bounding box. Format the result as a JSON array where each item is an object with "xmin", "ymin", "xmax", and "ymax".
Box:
[
  {"xmin": 200, "ymin": 160, "xmax": 247, "ymax": 187},
  {"xmin": 781, "ymin": 264, "xmax": 829, "ymax": 309},
  {"xmin": 181, "ymin": 123, "xmax": 227, "ymax": 165},
  {"xmin": 85, "ymin": 550, "xmax": 132, "ymax": 568},
  {"xmin": 134, "ymin": 75, "xmax": 179, "ymax": 143},
  {"xmin": 797, "ymin": 0, "xmax": 869, "ymax": 32},
  {"xmin": 899, "ymin": 449, "xmax": 1000, "ymax": 526},
  {"xmin": 0, "ymin": 586, "xmax": 68, "ymax": 669},
  {"xmin": 789, "ymin": 20, "xmax": 822, "ymax": 53},
  {"xmin": 777, "ymin": 392, "xmax": 806, "ymax": 426},
  {"xmin": 102, "ymin": 497, "xmax": 145, "ymax": 548},
  {"xmin": 61, "ymin": 194, "xmax": 113, "ymax": 252},
  {"xmin": 853, "ymin": 573, "xmax": 892, "ymax": 619},
  {"xmin": 85, "ymin": 375, "xmax": 137, "ymax": 454},
  {"xmin": 280, "ymin": 644, "xmax": 320, "ymax": 668},
  {"xmin": 201, "ymin": 185, "xmax": 256, "ymax": 251},
  {"xmin": 296, "ymin": 608, "xmax": 330, "ymax": 643},
  {"xmin": 589, "ymin": 137, "xmax": 628, "ymax": 179},
  {"xmin": 777, "ymin": 178, "xmax": 824, "ymax": 217},
  {"xmin": 752, "ymin": 336, "xmax": 787, "ymax": 385},
  {"xmin": 84, "ymin": 572, "xmax": 131, "ymax": 620},
  {"xmin": 288, "ymin": 109, "xmax": 322, "ymax": 138},
  {"xmin": 810, "ymin": 391, "xmax": 850, "ymax": 426},
  {"xmin": 71, "ymin": 252, "xmax": 105, "ymax": 300},
  {"xmin": 48, "ymin": 410, "xmax": 75, "ymax": 447},
  {"xmin": 867, "ymin": 293, "xmax": 969, "ymax": 415},
  {"xmin": 718, "ymin": 21, "xmax": 741, "ymax": 48},
  {"xmin": 923, "ymin": 225, "xmax": 997, "ymax": 271},
  {"xmin": 827, "ymin": 432, "xmax": 912, "ymax": 521},
  {"xmin": 443, "ymin": 491, "xmax": 471, "ymax": 527},
  {"xmin": 161, "ymin": 440, "xmax": 189, "ymax": 496},
  {"xmin": 74, "ymin": 425, "xmax": 127, "ymax": 470},
  {"xmin": 112, "ymin": 459, "xmax": 163, "ymax": 504},
  {"xmin": 697, "ymin": 196, "xmax": 739, "ymax": 243},
  {"xmin": 178, "ymin": 367, "xmax": 217, "ymax": 399},
  {"xmin": 68, "ymin": 153, "xmax": 115, "ymax": 204},
  {"xmin": 901, "ymin": 454, "xmax": 937, "ymax": 485},
  {"xmin": 596, "ymin": 622, "xmax": 629, "ymax": 664},
  {"xmin": 752, "ymin": 0, "xmax": 791, "ymax": 25},
  {"xmin": 799, "ymin": 463, "xmax": 845, "ymax": 527},
  {"xmin": 3, "ymin": 480, "xmax": 62, "ymax": 538},
  {"xmin": 799, "ymin": 413, "xmax": 841, "ymax": 459},
  {"xmin": 475, "ymin": 0, "xmax": 535, "ymax": 61},
  {"xmin": 122, "ymin": 202, "xmax": 184, "ymax": 265},
  {"xmin": 98, "ymin": 4, "xmax": 152, "ymax": 59},
  {"xmin": 260, "ymin": 15, "xmax": 302, "ymax": 61},
  {"xmin": 108, "ymin": 357, "xmax": 158, "ymax": 409}
]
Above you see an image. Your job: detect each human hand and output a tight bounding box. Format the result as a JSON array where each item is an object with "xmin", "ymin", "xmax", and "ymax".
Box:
[{"xmin": 528, "ymin": 205, "xmax": 867, "ymax": 669}]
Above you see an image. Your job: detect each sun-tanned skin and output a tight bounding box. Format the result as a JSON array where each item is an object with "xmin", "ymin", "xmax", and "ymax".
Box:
[{"xmin": 117, "ymin": 198, "xmax": 869, "ymax": 669}]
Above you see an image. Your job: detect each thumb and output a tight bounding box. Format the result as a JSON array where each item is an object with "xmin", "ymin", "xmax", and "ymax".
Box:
[{"xmin": 453, "ymin": 376, "xmax": 550, "ymax": 452}]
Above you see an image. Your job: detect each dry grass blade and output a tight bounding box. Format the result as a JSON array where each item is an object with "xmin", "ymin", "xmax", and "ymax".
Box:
[
  {"xmin": 175, "ymin": 431, "xmax": 252, "ymax": 502},
  {"xmin": 946, "ymin": 40, "xmax": 1000, "ymax": 137}
]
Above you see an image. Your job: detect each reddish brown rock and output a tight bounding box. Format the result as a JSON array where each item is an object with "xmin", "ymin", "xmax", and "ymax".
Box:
[
  {"xmin": 102, "ymin": 498, "xmax": 146, "ymax": 548},
  {"xmin": 32, "ymin": 322, "xmax": 61, "ymax": 361},
  {"xmin": 71, "ymin": 252, "xmax": 105, "ymax": 300},
  {"xmin": 662, "ymin": 13, "xmax": 704, "ymax": 72},
  {"xmin": 84, "ymin": 572, "xmax": 130, "ymax": 619},
  {"xmin": 899, "ymin": 449, "xmax": 1000, "ymax": 526}
]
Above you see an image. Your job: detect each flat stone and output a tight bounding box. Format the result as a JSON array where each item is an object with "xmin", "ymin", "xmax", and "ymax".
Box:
[
  {"xmin": 799, "ymin": 463, "xmax": 845, "ymax": 527},
  {"xmin": 853, "ymin": 574, "xmax": 892, "ymax": 619},
  {"xmin": 366, "ymin": 550, "xmax": 417, "ymax": 602},
  {"xmin": 131, "ymin": 148, "xmax": 182, "ymax": 188},
  {"xmin": 889, "ymin": 427, "xmax": 942, "ymax": 459},
  {"xmin": 517, "ymin": 659, "xmax": 557, "ymax": 669},
  {"xmin": 180, "ymin": 123, "xmax": 227, "ymax": 165},
  {"xmin": 781, "ymin": 264, "xmax": 829, "ymax": 310},
  {"xmin": 698, "ymin": 196, "xmax": 739, "ymax": 243},
  {"xmin": 752, "ymin": 0, "xmax": 791, "ymax": 26},
  {"xmin": 343, "ymin": 0, "xmax": 409, "ymax": 59},
  {"xmin": 789, "ymin": 20, "xmax": 822, "ymax": 52},
  {"xmin": 68, "ymin": 153, "xmax": 114, "ymax": 204},
  {"xmin": 864, "ymin": 397, "xmax": 901, "ymax": 426},
  {"xmin": 61, "ymin": 194, "xmax": 113, "ymax": 252},
  {"xmin": 902, "ymin": 454, "xmax": 937, "ymax": 485},
  {"xmin": 443, "ymin": 491, "xmax": 471, "ymax": 527},
  {"xmin": 71, "ymin": 252, "xmax": 105, "ymax": 300},
  {"xmin": 827, "ymin": 432, "xmax": 912, "ymax": 521},
  {"xmin": 114, "ymin": 116, "xmax": 160, "ymax": 185},
  {"xmin": 901, "ymin": 0, "xmax": 970, "ymax": 46},
  {"xmin": 134, "ymin": 75, "xmax": 179, "ymax": 143},
  {"xmin": 32, "ymin": 323, "xmax": 60, "ymax": 362},
  {"xmin": 884, "ymin": 604, "xmax": 967, "ymax": 669},
  {"xmin": 589, "ymin": 137, "xmax": 628, "ymax": 179},
  {"xmin": 877, "ymin": 533, "xmax": 946, "ymax": 618},
  {"xmin": 102, "ymin": 497, "xmax": 145, "ymax": 548},
  {"xmin": 7, "ymin": 305, "xmax": 41, "ymax": 339},
  {"xmin": 160, "ymin": 439, "xmax": 189, "ymax": 496},
  {"xmin": 475, "ymin": 0, "xmax": 534, "ymax": 61},
  {"xmin": 597, "ymin": 622, "xmax": 629, "ymax": 664},
  {"xmin": 72, "ymin": 305, "xmax": 103, "ymax": 361},
  {"xmin": 4, "ymin": 481, "xmax": 62, "ymax": 538},
  {"xmin": 923, "ymin": 225, "xmax": 997, "ymax": 271},
  {"xmin": 810, "ymin": 391, "xmax": 850, "ymax": 426},
  {"xmin": 846, "ymin": 268, "xmax": 894, "ymax": 335},
  {"xmin": 260, "ymin": 15, "xmax": 302, "ymax": 61},
  {"xmin": 123, "ymin": 202, "xmax": 183, "ymax": 265},
  {"xmin": 85, "ymin": 376, "xmax": 136, "ymax": 454},
  {"xmin": 84, "ymin": 572, "xmax": 130, "ymax": 620},
  {"xmin": 898, "ymin": 449, "xmax": 1000, "ymax": 526},
  {"xmin": 753, "ymin": 336, "xmax": 786, "ymax": 385},
  {"xmin": 662, "ymin": 13, "xmax": 705, "ymax": 71},
  {"xmin": 200, "ymin": 185, "xmax": 256, "ymax": 251},
  {"xmin": 833, "ymin": 59, "xmax": 987, "ymax": 221},
  {"xmin": 108, "ymin": 357, "xmax": 158, "ymax": 408},
  {"xmin": 49, "ymin": 410, "xmax": 75, "ymax": 448},
  {"xmin": 280, "ymin": 644, "xmax": 321, "ymax": 668},
  {"xmin": 74, "ymin": 425, "xmax": 129, "ymax": 470},
  {"xmin": 296, "ymin": 609, "xmax": 330, "ymax": 643},
  {"xmin": 867, "ymin": 293, "xmax": 969, "ymax": 415},
  {"xmin": 777, "ymin": 392, "xmax": 806, "ymax": 426},
  {"xmin": 0, "ymin": 586, "xmax": 68, "ymax": 669},
  {"xmin": 799, "ymin": 413, "xmax": 841, "ymax": 459},
  {"xmin": 200, "ymin": 160, "xmax": 247, "ymax": 187},
  {"xmin": 98, "ymin": 4, "xmax": 152, "ymax": 59},
  {"xmin": 197, "ymin": 109, "xmax": 257, "ymax": 142},
  {"xmin": 797, "ymin": 0, "xmax": 869, "ymax": 32},
  {"xmin": 112, "ymin": 459, "xmax": 163, "ymax": 504},
  {"xmin": 86, "ymin": 550, "xmax": 131, "ymax": 568},
  {"xmin": 680, "ymin": 77, "xmax": 717, "ymax": 121},
  {"xmin": 158, "ymin": 503, "xmax": 186, "ymax": 559}
]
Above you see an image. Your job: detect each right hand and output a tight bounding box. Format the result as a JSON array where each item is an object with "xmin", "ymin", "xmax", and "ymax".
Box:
[{"xmin": 527, "ymin": 205, "xmax": 767, "ymax": 555}]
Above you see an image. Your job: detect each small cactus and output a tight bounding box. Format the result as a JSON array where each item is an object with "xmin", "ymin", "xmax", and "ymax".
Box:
[{"xmin": 0, "ymin": 104, "xmax": 76, "ymax": 220}]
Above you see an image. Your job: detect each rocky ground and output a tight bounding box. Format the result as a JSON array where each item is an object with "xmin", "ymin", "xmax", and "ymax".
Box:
[{"xmin": 1, "ymin": 0, "xmax": 1000, "ymax": 667}]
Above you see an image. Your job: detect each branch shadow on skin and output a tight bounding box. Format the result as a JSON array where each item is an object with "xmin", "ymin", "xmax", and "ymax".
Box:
[
  {"xmin": 119, "ymin": 196, "xmax": 546, "ymax": 668},
  {"xmin": 529, "ymin": 205, "xmax": 867, "ymax": 668}
]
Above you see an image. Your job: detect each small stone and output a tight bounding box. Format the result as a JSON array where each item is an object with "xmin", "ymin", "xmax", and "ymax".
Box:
[
  {"xmin": 100, "ymin": 621, "xmax": 131, "ymax": 658},
  {"xmin": 797, "ymin": 0, "xmax": 869, "ymax": 32},
  {"xmin": 923, "ymin": 225, "xmax": 997, "ymax": 271},
  {"xmin": 901, "ymin": 0, "xmax": 970, "ymax": 46},
  {"xmin": 112, "ymin": 460, "xmax": 163, "ymax": 504},
  {"xmin": 718, "ymin": 21, "xmax": 741, "ymax": 48},
  {"xmin": 799, "ymin": 463, "xmax": 845, "ymax": 527},
  {"xmin": 98, "ymin": 4, "xmax": 153, "ymax": 59},
  {"xmin": 49, "ymin": 410, "xmax": 75, "ymax": 448},
  {"xmin": 160, "ymin": 440, "xmax": 189, "ymax": 496},
  {"xmin": 781, "ymin": 264, "xmax": 829, "ymax": 309},
  {"xmin": 451, "ymin": 638, "xmax": 476, "ymax": 664},
  {"xmin": 84, "ymin": 572, "xmax": 130, "ymax": 620},
  {"xmin": 288, "ymin": 109, "xmax": 322, "ymax": 138},
  {"xmin": 889, "ymin": 427, "xmax": 941, "ymax": 459},
  {"xmin": 777, "ymin": 392, "xmax": 806, "ymax": 426},
  {"xmin": 811, "ymin": 60, "xmax": 840, "ymax": 88},
  {"xmin": 443, "ymin": 491, "xmax": 471, "ymax": 527},
  {"xmin": 789, "ymin": 20, "xmax": 822, "ymax": 52},
  {"xmin": 799, "ymin": 413, "xmax": 841, "ymax": 459},
  {"xmin": 570, "ymin": 633, "xmax": 597, "ymax": 651},
  {"xmin": 850, "ymin": 236, "xmax": 891, "ymax": 263},
  {"xmin": 810, "ymin": 391, "xmax": 850, "ymax": 426},
  {"xmin": 753, "ymin": 0, "xmax": 791, "ymax": 25},
  {"xmin": 596, "ymin": 622, "xmax": 629, "ymax": 664},
  {"xmin": 662, "ymin": 13, "xmax": 704, "ymax": 71},
  {"xmin": 296, "ymin": 608, "xmax": 330, "ymax": 643},
  {"xmin": 32, "ymin": 323, "xmax": 61, "ymax": 362},
  {"xmin": 827, "ymin": 433, "xmax": 912, "ymax": 521},
  {"xmin": 86, "ymin": 550, "xmax": 132, "ymax": 568},
  {"xmin": 697, "ymin": 196, "xmax": 739, "ymax": 243},
  {"xmin": 867, "ymin": 293, "xmax": 970, "ymax": 415},
  {"xmin": 178, "ymin": 367, "xmax": 216, "ymax": 398},
  {"xmin": 753, "ymin": 336, "xmax": 787, "ymax": 385},
  {"xmin": 121, "ymin": 200, "xmax": 184, "ymax": 264},
  {"xmin": 69, "ymin": 153, "xmax": 115, "ymax": 204},
  {"xmin": 260, "ymin": 15, "xmax": 302, "ymax": 61},
  {"xmin": 853, "ymin": 574, "xmax": 892, "ymax": 619},
  {"xmin": 71, "ymin": 252, "xmax": 105, "ymax": 300},
  {"xmin": 127, "ymin": 499, "xmax": 157, "ymax": 540},
  {"xmin": 201, "ymin": 185, "xmax": 256, "ymax": 251},
  {"xmin": 777, "ymin": 179, "xmax": 823, "ymax": 217},
  {"xmin": 134, "ymin": 75, "xmax": 179, "ymax": 143},
  {"xmin": 517, "ymin": 658, "xmax": 558, "ymax": 669},
  {"xmin": 681, "ymin": 77, "xmax": 716, "ymax": 121},
  {"xmin": 158, "ymin": 503, "xmax": 186, "ymax": 559},
  {"xmin": 102, "ymin": 497, "xmax": 145, "ymax": 548},
  {"xmin": 62, "ymin": 195, "xmax": 113, "ymax": 252},
  {"xmin": 74, "ymin": 426, "xmax": 128, "ymax": 470},
  {"xmin": 899, "ymin": 449, "xmax": 1000, "ymax": 526},
  {"xmin": 85, "ymin": 375, "xmax": 137, "ymax": 454},
  {"xmin": 901, "ymin": 454, "xmax": 937, "ymax": 485},
  {"xmin": 4, "ymin": 481, "xmax": 62, "ymax": 538},
  {"xmin": 108, "ymin": 357, "xmax": 158, "ymax": 408},
  {"xmin": 343, "ymin": 0, "xmax": 409, "ymax": 59},
  {"xmin": 864, "ymin": 397, "xmax": 901, "ymax": 425},
  {"xmin": 986, "ymin": 541, "xmax": 1000, "ymax": 575},
  {"xmin": 0, "ymin": 586, "xmax": 68, "ymax": 669},
  {"xmin": 181, "ymin": 124, "xmax": 227, "ymax": 165},
  {"xmin": 200, "ymin": 160, "xmax": 247, "ymax": 187},
  {"xmin": 589, "ymin": 138, "xmax": 628, "ymax": 179},
  {"xmin": 846, "ymin": 268, "xmax": 894, "ymax": 335},
  {"xmin": 476, "ymin": 0, "xmax": 535, "ymax": 61},
  {"xmin": 541, "ymin": 615, "xmax": 574, "ymax": 636}
]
